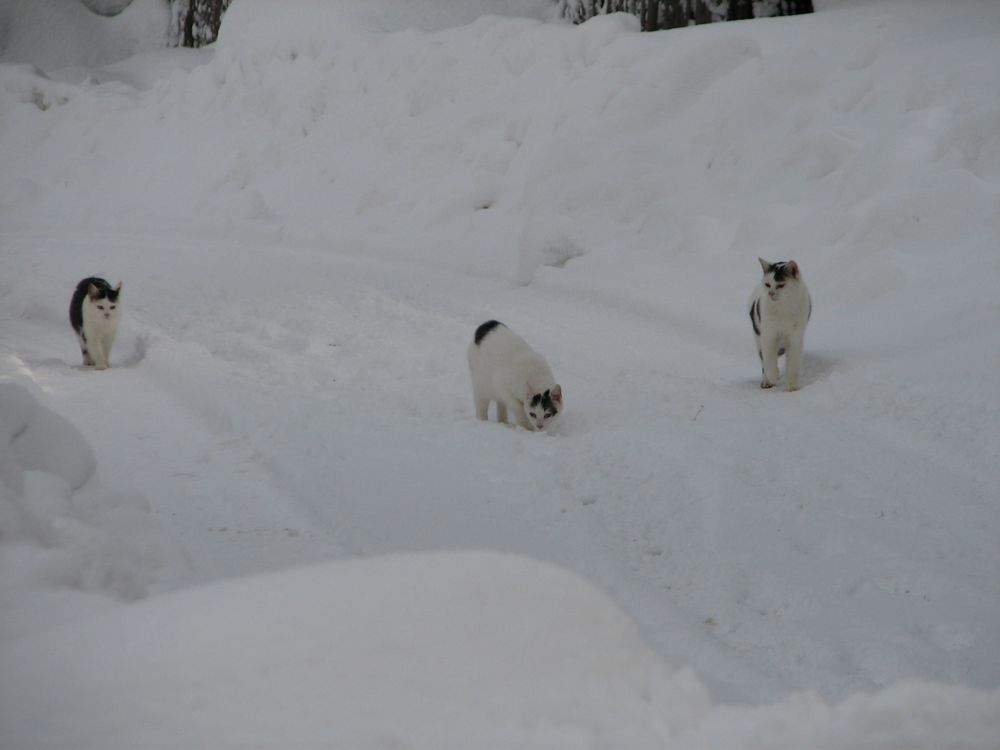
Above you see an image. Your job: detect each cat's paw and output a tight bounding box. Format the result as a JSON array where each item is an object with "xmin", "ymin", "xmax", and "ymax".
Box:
[
  {"xmin": 786, "ymin": 382, "xmax": 800, "ymax": 392},
  {"xmin": 760, "ymin": 380, "xmax": 775, "ymax": 389}
]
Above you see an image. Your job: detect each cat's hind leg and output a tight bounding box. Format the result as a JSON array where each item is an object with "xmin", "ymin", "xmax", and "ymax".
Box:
[
  {"xmin": 78, "ymin": 334, "xmax": 94, "ymax": 367},
  {"xmin": 471, "ymin": 375, "xmax": 490, "ymax": 420}
]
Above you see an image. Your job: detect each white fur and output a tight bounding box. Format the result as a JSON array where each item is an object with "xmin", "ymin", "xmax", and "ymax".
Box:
[
  {"xmin": 80, "ymin": 288, "xmax": 121, "ymax": 370},
  {"xmin": 750, "ymin": 259, "xmax": 810, "ymax": 391},
  {"xmin": 468, "ymin": 324, "xmax": 562, "ymax": 431}
]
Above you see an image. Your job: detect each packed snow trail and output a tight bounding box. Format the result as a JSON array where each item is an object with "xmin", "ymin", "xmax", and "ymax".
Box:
[{"xmin": 4, "ymin": 223, "xmax": 997, "ymax": 703}]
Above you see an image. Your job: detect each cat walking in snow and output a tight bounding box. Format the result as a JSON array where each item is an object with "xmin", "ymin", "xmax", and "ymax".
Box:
[
  {"xmin": 70, "ymin": 277, "xmax": 122, "ymax": 370},
  {"xmin": 468, "ymin": 320, "xmax": 562, "ymax": 431},
  {"xmin": 749, "ymin": 258, "xmax": 811, "ymax": 391}
]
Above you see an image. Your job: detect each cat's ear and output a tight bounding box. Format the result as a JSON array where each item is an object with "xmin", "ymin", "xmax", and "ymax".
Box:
[
  {"xmin": 550, "ymin": 384, "xmax": 562, "ymax": 403},
  {"xmin": 87, "ymin": 283, "xmax": 101, "ymax": 301},
  {"xmin": 115, "ymin": 281, "xmax": 123, "ymax": 294},
  {"xmin": 785, "ymin": 261, "xmax": 800, "ymax": 279},
  {"xmin": 758, "ymin": 257, "xmax": 772, "ymax": 274}
]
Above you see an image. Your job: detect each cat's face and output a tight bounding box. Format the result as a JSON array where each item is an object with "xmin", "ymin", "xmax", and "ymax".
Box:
[
  {"xmin": 88, "ymin": 282, "xmax": 122, "ymax": 321},
  {"xmin": 524, "ymin": 385, "xmax": 562, "ymax": 431},
  {"xmin": 758, "ymin": 258, "xmax": 800, "ymax": 302}
]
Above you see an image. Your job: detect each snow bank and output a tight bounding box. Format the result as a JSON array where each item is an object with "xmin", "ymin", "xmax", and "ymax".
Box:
[
  {"xmin": 1, "ymin": 548, "xmax": 997, "ymax": 748},
  {"xmin": 0, "ymin": 383, "xmax": 173, "ymax": 640},
  {"xmin": 0, "ymin": 0, "xmax": 168, "ymax": 71},
  {"xmin": 681, "ymin": 681, "xmax": 1000, "ymax": 750},
  {"xmin": 0, "ymin": 550, "xmax": 708, "ymax": 749}
]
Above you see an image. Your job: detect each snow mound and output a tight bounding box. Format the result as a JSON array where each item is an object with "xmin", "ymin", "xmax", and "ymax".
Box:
[
  {"xmin": 0, "ymin": 550, "xmax": 709, "ymax": 749},
  {"xmin": 0, "ymin": 383, "xmax": 174, "ymax": 639},
  {"xmin": 2, "ymin": 548, "xmax": 998, "ymax": 749},
  {"xmin": 0, "ymin": 0, "xmax": 169, "ymax": 71}
]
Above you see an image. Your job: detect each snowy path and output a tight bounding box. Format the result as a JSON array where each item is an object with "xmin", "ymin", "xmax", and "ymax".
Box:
[{"xmin": 4, "ymin": 226, "xmax": 996, "ymax": 702}]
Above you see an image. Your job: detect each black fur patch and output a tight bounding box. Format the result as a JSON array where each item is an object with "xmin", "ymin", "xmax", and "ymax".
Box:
[
  {"xmin": 474, "ymin": 320, "xmax": 504, "ymax": 346},
  {"xmin": 528, "ymin": 389, "xmax": 559, "ymax": 418},
  {"xmin": 69, "ymin": 277, "xmax": 118, "ymax": 334},
  {"xmin": 769, "ymin": 262, "xmax": 788, "ymax": 282},
  {"xmin": 750, "ymin": 297, "xmax": 761, "ymax": 336}
]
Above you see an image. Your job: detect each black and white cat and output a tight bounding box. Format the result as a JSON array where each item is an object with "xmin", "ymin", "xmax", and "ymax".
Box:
[
  {"xmin": 749, "ymin": 258, "xmax": 811, "ymax": 391},
  {"xmin": 70, "ymin": 277, "xmax": 122, "ymax": 370},
  {"xmin": 468, "ymin": 320, "xmax": 562, "ymax": 431}
]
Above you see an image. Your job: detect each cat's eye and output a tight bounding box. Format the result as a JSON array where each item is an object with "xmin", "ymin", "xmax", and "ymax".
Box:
[
  {"xmin": 529, "ymin": 412, "xmax": 537, "ymax": 418},
  {"xmin": 97, "ymin": 305, "xmax": 104, "ymax": 310},
  {"xmin": 776, "ymin": 284, "xmax": 785, "ymax": 289},
  {"xmin": 764, "ymin": 283, "xmax": 771, "ymax": 288},
  {"xmin": 110, "ymin": 305, "xmax": 116, "ymax": 309}
]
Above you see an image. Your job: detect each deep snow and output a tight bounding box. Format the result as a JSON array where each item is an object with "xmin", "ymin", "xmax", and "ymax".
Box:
[{"xmin": 1, "ymin": 0, "xmax": 999, "ymax": 746}]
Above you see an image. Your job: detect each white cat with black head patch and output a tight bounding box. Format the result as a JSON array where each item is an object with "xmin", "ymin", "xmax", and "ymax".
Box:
[
  {"xmin": 749, "ymin": 258, "xmax": 811, "ymax": 391},
  {"xmin": 468, "ymin": 320, "xmax": 562, "ymax": 431},
  {"xmin": 69, "ymin": 276, "xmax": 122, "ymax": 370}
]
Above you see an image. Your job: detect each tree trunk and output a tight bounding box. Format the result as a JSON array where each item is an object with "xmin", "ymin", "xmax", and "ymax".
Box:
[
  {"xmin": 782, "ymin": 0, "xmax": 815, "ymax": 15},
  {"xmin": 728, "ymin": 0, "xmax": 754, "ymax": 22},
  {"xmin": 642, "ymin": 0, "xmax": 660, "ymax": 32},
  {"xmin": 692, "ymin": 0, "xmax": 713, "ymax": 25},
  {"xmin": 173, "ymin": 0, "xmax": 232, "ymax": 48},
  {"xmin": 662, "ymin": 0, "xmax": 687, "ymax": 29}
]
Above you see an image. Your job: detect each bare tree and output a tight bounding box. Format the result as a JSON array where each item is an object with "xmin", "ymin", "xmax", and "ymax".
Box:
[
  {"xmin": 559, "ymin": 0, "xmax": 813, "ymax": 31},
  {"xmin": 169, "ymin": 0, "xmax": 233, "ymax": 48}
]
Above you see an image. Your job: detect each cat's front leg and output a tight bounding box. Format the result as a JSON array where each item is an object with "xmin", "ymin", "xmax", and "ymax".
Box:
[
  {"xmin": 474, "ymin": 397, "xmax": 490, "ymax": 421},
  {"xmin": 501, "ymin": 397, "xmax": 530, "ymax": 428},
  {"xmin": 760, "ymin": 339, "xmax": 780, "ymax": 389},
  {"xmin": 785, "ymin": 335, "xmax": 804, "ymax": 391},
  {"xmin": 90, "ymin": 341, "xmax": 109, "ymax": 370}
]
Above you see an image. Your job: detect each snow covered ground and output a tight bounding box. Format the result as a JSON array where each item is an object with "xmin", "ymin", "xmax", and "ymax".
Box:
[{"xmin": 1, "ymin": 0, "xmax": 999, "ymax": 746}]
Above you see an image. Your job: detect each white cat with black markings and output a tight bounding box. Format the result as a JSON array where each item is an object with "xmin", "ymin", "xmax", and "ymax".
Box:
[
  {"xmin": 69, "ymin": 276, "xmax": 122, "ymax": 370},
  {"xmin": 468, "ymin": 320, "xmax": 563, "ymax": 431},
  {"xmin": 749, "ymin": 258, "xmax": 811, "ymax": 391}
]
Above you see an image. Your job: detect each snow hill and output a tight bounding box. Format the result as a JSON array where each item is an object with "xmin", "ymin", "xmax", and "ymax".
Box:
[{"xmin": 1, "ymin": 0, "xmax": 999, "ymax": 746}]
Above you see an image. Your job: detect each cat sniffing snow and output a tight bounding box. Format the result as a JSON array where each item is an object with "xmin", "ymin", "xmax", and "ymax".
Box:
[
  {"xmin": 749, "ymin": 258, "xmax": 811, "ymax": 391},
  {"xmin": 70, "ymin": 277, "xmax": 122, "ymax": 370},
  {"xmin": 468, "ymin": 320, "xmax": 562, "ymax": 431}
]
